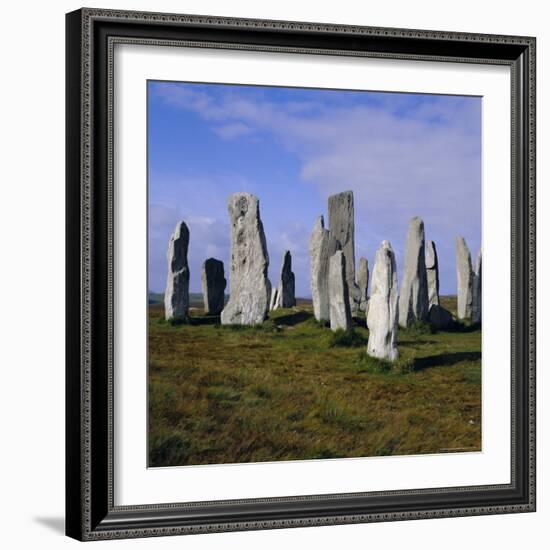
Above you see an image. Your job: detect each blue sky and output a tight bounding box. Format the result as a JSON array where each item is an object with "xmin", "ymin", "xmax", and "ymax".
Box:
[{"xmin": 148, "ymin": 80, "xmax": 481, "ymax": 297}]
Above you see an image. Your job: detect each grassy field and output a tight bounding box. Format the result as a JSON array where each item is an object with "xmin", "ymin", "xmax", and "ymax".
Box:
[{"xmin": 148, "ymin": 296, "xmax": 481, "ymax": 467}]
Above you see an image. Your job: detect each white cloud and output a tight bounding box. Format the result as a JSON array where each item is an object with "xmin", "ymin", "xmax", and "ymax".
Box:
[
  {"xmin": 152, "ymin": 84, "xmax": 481, "ymax": 295},
  {"xmin": 213, "ymin": 122, "xmax": 254, "ymax": 140},
  {"xmin": 148, "ymin": 202, "xmax": 230, "ymax": 294}
]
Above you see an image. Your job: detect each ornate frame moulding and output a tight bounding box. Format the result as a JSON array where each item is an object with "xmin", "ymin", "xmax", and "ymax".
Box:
[{"xmin": 66, "ymin": 7, "xmax": 536, "ymax": 541}]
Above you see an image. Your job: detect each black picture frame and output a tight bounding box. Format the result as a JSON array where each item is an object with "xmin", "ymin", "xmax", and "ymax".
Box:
[{"xmin": 66, "ymin": 7, "xmax": 536, "ymax": 541}]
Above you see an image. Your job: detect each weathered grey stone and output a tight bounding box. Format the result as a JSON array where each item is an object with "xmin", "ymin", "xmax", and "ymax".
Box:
[
  {"xmin": 367, "ymin": 241, "xmax": 399, "ymax": 361},
  {"xmin": 358, "ymin": 257, "xmax": 369, "ymax": 312},
  {"xmin": 455, "ymin": 236, "xmax": 473, "ymax": 320},
  {"xmin": 269, "ymin": 286, "xmax": 279, "ymax": 311},
  {"xmin": 276, "ymin": 250, "xmax": 296, "ymax": 308},
  {"xmin": 328, "ymin": 191, "xmax": 361, "ymax": 313},
  {"xmin": 221, "ymin": 193, "xmax": 271, "ymax": 325},
  {"xmin": 429, "ymin": 304, "xmax": 454, "ymax": 330},
  {"xmin": 425, "ymin": 240, "xmax": 440, "ymax": 308},
  {"xmin": 472, "ymin": 248, "xmax": 482, "ymax": 324},
  {"xmin": 309, "ymin": 215, "xmax": 339, "ymax": 323},
  {"xmin": 398, "ymin": 217, "xmax": 430, "ymax": 328},
  {"xmin": 328, "ymin": 250, "xmax": 352, "ymax": 332},
  {"xmin": 201, "ymin": 258, "xmax": 226, "ymax": 315},
  {"xmin": 164, "ymin": 221, "xmax": 190, "ymax": 321}
]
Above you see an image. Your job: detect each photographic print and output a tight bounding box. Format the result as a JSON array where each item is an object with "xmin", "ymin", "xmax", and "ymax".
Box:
[
  {"xmin": 147, "ymin": 80, "xmax": 482, "ymax": 468},
  {"xmin": 66, "ymin": 10, "xmax": 536, "ymax": 539}
]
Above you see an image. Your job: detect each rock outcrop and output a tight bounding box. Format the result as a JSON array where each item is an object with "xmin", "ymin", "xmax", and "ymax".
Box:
[
  {"xmin": 472, "ymin": 248, "xmax": 482, "ymax": 324},
  {"xmin": 367, "ymin": 241, "xmax": 399, "ymax": 361},
  {"xmin": 328, "ymin": 191, "xmax": 361, "ymax": 313},
  {"xmin": 309, "ymin": 215, "xmax": 339, "ymax": 323},
  {"xmin": 277, "ymin": 250, "xmax": 296, "ymax": 308},
  {"xmin": 328, "ymin": 250, "xmax": 352, "ymax": 332},
  {"xmin": 429, "ymin": 304, "xmax": 454, "ymax": 330},
  {"xmin": 425, "ymin": 240, "xmax": 440, "ymax": 308},
  {"xmin": 358, "ymin": 257, "xmax": 369, "ymax": 313},
  {"xmin": 220, "ymin": 193, "xmax": 271, "ymax": 325},
  {"xmin": 164, "ymin": 221, "xmax": 190, "ymax": 322},
  {"xmin": 455, "ymin": 236, "xmax": 473, "ymax": 320},
  {"xmin": 398, "ymin": 217, "xmax": 429, "ymax": 328},
  {"xmin": 269, "ymin": 287, "xmax": 279, "ymax": 311},
  {"xmin": 201, "ymin": 258, "xmax": 226, "ymax": 315}
]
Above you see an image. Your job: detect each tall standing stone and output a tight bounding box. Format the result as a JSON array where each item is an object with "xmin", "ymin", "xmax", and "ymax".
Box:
[
  {"xmin": 220, "ymin": 193, "xmax": 271, "ymax": 325},
  {"xmin": 358, "ymin": 257, "xmax": 369, "ymax": 312},
  {"xmin": 429, "ymin": 304, "xmax": 454, "ymax": 330},
  {"xmin": 398, "ymin": 217, "xmax": 429, "ymax": 328},
  {"xmin": 164, "ymin": 221, "xmax": 190, "ymax": 322},
  {"xmin": 328, "ymin": 191, "xmax": 361, "ymax": 313},
  {"xmin": 328, "ymin": 250, "xmax": 352, "ymax": 331},
  {"xmin": 309, "ymin": 215, "xmax": 339, "ymax": 323},
  {"xmin": 455, "ymin": 236, "xmax": 474, "ymax": 320},
  {"xmin": 269, "ymin": 287, "xmax": 279, "ymax": 311},
  {"xmin": 425, "ymin": 240, "xmax": 440, "ymax": 308},
  {"xmin": 367, "ymin": 241, "xmax": 399, "ymax": 361},
  {"xmin": 201, "ymin": 258, "xmax": 226, "ymax": 315},
  {"xmin": 472, "ymin": 248, "xmax": 482, "ymax": 324},
  {"xmin": 277, "ymin": 250, "xmax": 296, "ymax": 308}
]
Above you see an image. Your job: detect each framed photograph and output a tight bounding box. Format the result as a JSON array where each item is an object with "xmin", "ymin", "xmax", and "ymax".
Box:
[{"xmin": 66, "ymin": 8, "xmax": 536, "ymax": 541}]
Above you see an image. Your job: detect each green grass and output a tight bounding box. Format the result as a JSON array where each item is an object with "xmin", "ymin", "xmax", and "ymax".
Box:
[
  {"xmin": 329, "ymin": 328, "xmax": 368, "ymax": 348},
  {"xmin": 148, "ymin": 299, "xmax": 481, "ymax": 467},
  {"xmin": 355, "ymin": 350, "xmax": 414, "ymax": 375},
  {"xmin": 402, "ymin": 319, "xmax": 436, "ymax": 335}
]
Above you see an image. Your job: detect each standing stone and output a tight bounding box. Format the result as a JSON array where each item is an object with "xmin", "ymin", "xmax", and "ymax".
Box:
[
  {"xmin": 164, "ymin": 221, "xmax": 190, "ymax": 322},
  {"xmin": 201, "ymin": 258, "xmax": 226, "ymax": 315},
  {"xmin": 367, "ymin": 241, "xmax": 399, "ymax": 361},
  {"xmin": 472, "ymin": 248, "xmax": 482, "ymax": 324},
  {"xmin": 328, "ymin": 250, "xmax": 352, "ymax": 332},
  {"xmin": 277, "ymin": 250, "xmax": 296, "ymax": 308},
  {"xmin": 328, "ymin": 191, "xmax": 361, "ymax": 313},
  {"xmin": 425, "ymin": 240, "xmax": 440, "ymax": 308},
  {"xmin": 455, "ymin": 236, "xmax": 474, "ymax": 320},
  {"xmin": 429, "ymin": 304, "xmax": 454, "ymax": 330},
  {"xmin": 358, "ymin": 257, "xmax": 369, "ymax": 312},
  {"xmin": 398, "ymin": 217, "xmax": 430, "ymax": 328},
  {"xmin": 309, "ymin": 215, "xmax": 339, "ymax": 323},
  {"xmin": 269, "ymin": 287, "xmax": 279, "ymax": 311},
  {"xmin": 220, "ymin": 193, "xmax": 271, "ymax": 325}
]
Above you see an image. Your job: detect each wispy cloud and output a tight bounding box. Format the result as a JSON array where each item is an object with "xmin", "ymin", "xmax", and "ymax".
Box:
[
  {"xmin": 213, "ymin": 122, "xmax": 255, "ymax": 140},
  {"xmin": 148, "ymin": 200, "xmax": 230, "ymax": 295},
  {"xmin": 149, "ymin": 82, "xmax": 481, "ymax": 296}
]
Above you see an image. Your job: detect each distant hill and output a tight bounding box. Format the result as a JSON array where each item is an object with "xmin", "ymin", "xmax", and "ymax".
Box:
[
  {"xmin": 148, "ymin": 292, "xmax": 205, "ymax": 307},
  {"xmin": 148, "ymin": 292, "xmax": 164, "ymax": 305},
  {"xmin": 149, "ymin": 292, "xmax": 312, "ymax": 308}
]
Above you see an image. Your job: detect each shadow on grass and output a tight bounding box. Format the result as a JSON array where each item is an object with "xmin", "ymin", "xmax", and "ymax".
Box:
[
  {"xmin": 443, "ymin": 321, "xmax": 482, "ymax": 333},
  {"xmin": 398, "ymin": 339, "xmax": 438, "ymax": 346},
  {"xmin": 188, "ymin": 315, "xmax": 220, "ymax": 326},
  {"xmin": 273, "ymin": 310, "xmax": 312, "ymax": 326},
  {"xmin": 412, "ymin": 351, "xmax": 481, "ymax": 371},
  {"xmin": 352, "ymin": 316, "xmax": 367, "ymax": 329}
]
